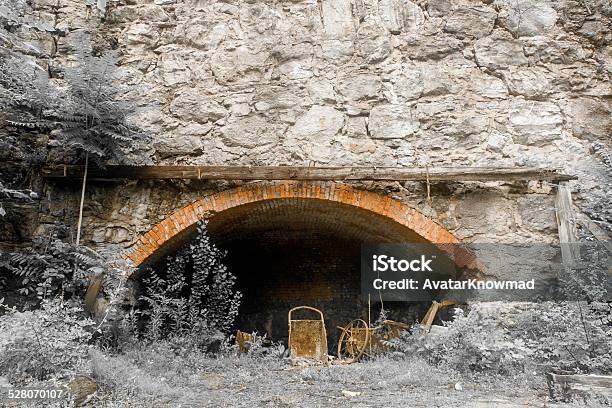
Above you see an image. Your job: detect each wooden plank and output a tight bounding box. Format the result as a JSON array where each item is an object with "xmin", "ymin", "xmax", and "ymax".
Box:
[
  {"xmin": 41, "ymin": 165, "xmax": 577, "ymax": 182},
  {"xmin": 84, "ymin": 274, "xmax": 103, "ymax": 314},
  {"xmin": 547, "ymin": 373, "xmax": 612, "ymax": 400},
  {"xmin": 555, "ymin": 181, "xmax": 581, "ymax": 266}
]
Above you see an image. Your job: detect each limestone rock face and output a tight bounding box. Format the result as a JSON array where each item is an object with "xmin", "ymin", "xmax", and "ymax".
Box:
[
  {"xmin": 290, "ymin": 106, "xmax": 345, "ymax": 139},
  {"xmin": 7, "ymin": 0, "xmax": 611, "ymax": 247},
  {"xmin": 508, "ymin": 101, "xmax": 563, "ymax": 146},
  {"xmin": 428, "ymin": 0, "xmax": 453, "ymax": 17},
  {"xmin": 378, "ymin": 0, "xmax": 424, "ymax": 34},
  {"xmin": 306, "ymin": 78, "xmax": 337, "ymax": 104},
  {"xmin": 220, "ymin": 116, "xmax": 285, "ymax": 148},
  {"xmin": 390, "ymin": 66, "xmax": 424, "ymax": 101},
  {"xmin": 338, "ymin": 73, "xmax": 382, "ymax": 101},
  {"xmin": 322, "ymin": 0, "xmax": 356, "ymax": 37},
  {"xmin": 498, "ymin": 0, "xmax": 558, "ymax": 37},
  {"xmin": 209, "ymin": 46, "xmax": 269, "ymax": 85},
  {"xmin": 569, "ymin": 98, "xmax": 612, "ymax": 142},
  {"xmin": 125, "ymin": 23, "xmax": 159, "ymax": 48},
  {"xmin": 169, "ymin": 90, "xmax": 227, "ymax": 124},
  {"xmin": 355, "ymin": 20, "xmax": 393, "ymax": 64},
  {"xmin": 444, "ymin": 5, "xmax": 497, "ymax": 39},
  {"xmin": 474, "ymin": 31, "xmax": 529, "ymax": 71},
  {"xmin": 400, "ymin": 33, "xmax": 463, "ymax": 61},
  {"xmin": 369, "ymin": 104, "xmax": 418, "ymax": 139},
  {"xmin": 502, "ymin": 67, "xmax": 552, "ymax": 99},
  {"xmin": 153, "ymin": 133, "xmax": 205, "ymax": 159}
]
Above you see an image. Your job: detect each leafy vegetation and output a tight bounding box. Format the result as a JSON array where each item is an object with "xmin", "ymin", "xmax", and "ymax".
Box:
[
  {"xmin": 0, "ymin": 224, "xmax": 110, "ymax": 305},
  {"xmin": 389, "ymin": 301, "xmax": 612, "ymax": 377},
  {"xmin": 136, "ymin": 221, "xmax": 242, "ymax": 344},
  {"xmin": 2, "ymin": 3, "xmax": 146, "ymax": 239},
  {"xmin": 0, "ymin": 298, "xmax": 94, "ymax": 385}
]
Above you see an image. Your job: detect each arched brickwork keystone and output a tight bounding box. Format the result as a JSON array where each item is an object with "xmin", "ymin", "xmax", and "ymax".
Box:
[{"xmin": 124, "ymin": 181, "xmax": 477, "ymax": 271}]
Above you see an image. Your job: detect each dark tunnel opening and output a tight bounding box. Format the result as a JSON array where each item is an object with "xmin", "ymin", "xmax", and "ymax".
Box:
[{"xmin": 137, "ymin": 198, "xmax": 448, "ymax": 352}]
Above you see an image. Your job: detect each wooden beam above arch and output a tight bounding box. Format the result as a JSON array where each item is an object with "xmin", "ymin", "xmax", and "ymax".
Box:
[{"xmin": 42, "ymin": 165, "xmax": 576, "ymax": 182}]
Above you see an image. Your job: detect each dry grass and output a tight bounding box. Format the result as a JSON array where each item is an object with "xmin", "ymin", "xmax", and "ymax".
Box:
[{"xmin": 83, "ymin": 345, "xmax": 574, "ymax": 408}]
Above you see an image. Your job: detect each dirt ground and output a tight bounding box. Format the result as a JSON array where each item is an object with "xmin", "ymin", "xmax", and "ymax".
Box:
[{"xmin": 85, "ymin": 354, "xmax": 602, "ymax": 408}]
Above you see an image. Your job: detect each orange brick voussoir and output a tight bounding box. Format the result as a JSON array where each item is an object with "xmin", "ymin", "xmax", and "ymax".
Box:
[{"xmin": 125, "ymin": 181, "xmax": 464, "ymax": 269}]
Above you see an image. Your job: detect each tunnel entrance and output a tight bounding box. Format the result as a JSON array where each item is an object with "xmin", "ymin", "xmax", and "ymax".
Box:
[
  {"xmin": 129, "ymin": 182, "xmax": 466, "ymax": 352},
  {"xmin": 203, "ymin": 198, "xmax": 433, "ymax": 349}
]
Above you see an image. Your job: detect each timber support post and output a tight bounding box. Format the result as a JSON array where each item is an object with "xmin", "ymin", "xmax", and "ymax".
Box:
[{"xmin": 554, "ymin": 181, "xmax": 580, "ymax": 266}]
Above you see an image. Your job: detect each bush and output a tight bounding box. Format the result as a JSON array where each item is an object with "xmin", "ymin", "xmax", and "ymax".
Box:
[
  {"xmin": 0, "ymin": 298, "xmax": 95, "ymax": 385},
  {"xmin": 389, "ymin": 301, "xmax": 612, "ymax": 376},
  {"xmin": 136, "ymin": 220, "xmax": 242, "ymax": 344},
  {"xmin": 0, "ymin": 224, "xmax": 110, "ymax": 304},
  {"xmin": 390, "ymin": 305, "xmax": 532, "ymax": 376},
  {"xmin": 509, "ymin": 301, "xmax": 612, "ymax": 373}
]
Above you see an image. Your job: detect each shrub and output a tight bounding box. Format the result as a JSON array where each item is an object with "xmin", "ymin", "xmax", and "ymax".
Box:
[
  {"xmin": 390, "ymin": 305, "xmax": 532, "ymax": 376},
  {"xmin": 0, "ymin": 298, "xmax": 95, "ymax": 385},
  {"xmin": 389, "ymin": 302, "xmax": 612, "ymax": 376},
  {"xmin": 136, "ymin": 220, "xmax": 242, "ymax": 344},
  {"xmin": 0, "ymin": 224, "xmax": 114, "ymax": 304},
  {"xmin": 509, "ymin": 301, "xmax": 612, "ymax": 374}
]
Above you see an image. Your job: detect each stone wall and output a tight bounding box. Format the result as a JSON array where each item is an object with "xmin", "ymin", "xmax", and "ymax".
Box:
[{"xmin": 3, "ymin": 0, "xmax": 611, "ymax": 251}]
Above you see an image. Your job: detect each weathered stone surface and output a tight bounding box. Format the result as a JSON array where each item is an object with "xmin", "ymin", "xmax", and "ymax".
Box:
[
  {"xmin": 321, "ymin": 0, "xmax": 355, "ymax": 37},
  {"xmin": 569, "ymin": 98, "xmax": 612, "ymax": 142},
  {"xmin": 421, "ymin": 66, "xmax": 456, "ymax": 97},
  {"xmin": 379, "ymin": 0, "xmax": 424, "ymax": 34},
  {"xmin": 344, "ymin": 116, "xmax": 368, "ymax": 138},
  {"xmin": 278, "ymin": 57, "xmax": 314, "ymax": 80},
  {"xmin": 427, "ymin": 0, "xmax": 452, "ymax": 17},
  {"xmin": 209, "ymin": 47, "xmax": 269, "ymax": 84},
  {"xmin": 306, "ymin": 78, "xmax": 337, "ymax": 104},
  {"xmin": 368, "ymin": 104, "xmax": 418, "ymax": 139},
  {"xmin": 220, "ymin": 116, "xmax": 284, "ymax": 148},
  {"xmin": 390, "ymin": 66, "xmax": 424, "ymax": 101},
  {"xmin": 444, "ymin": 5, "xmax": 497, "ymax": 39},
  {"xmin": 355, "ymin": 20, "xmax": 392, "ymax": 63},
  {"xmin": 454, "ymin": 194, "xmax": 516, "ymax": 238},
  {"xmin": 138, "ymin": 5, "xmax": 170, "ymax": 22},
  {"xmin": 125, "ymin": 23, "xmax": 159, "ymax": 48},
  {"xmin": 169, "ymin": 90, "xmax": 227, "ymax": 123},
  {"xmin": 415, "ymin": 98, "xmax": 455, "ymax": 125},
  {"xmin": 253, "ymin": 87, "xmax": 303, "ymax": 112},
  {"xmin": 502, "ymin": 67, "xmax": 552, "ymax": 99},
  {"xmin": 486, "ymin": 132, "xmax": 513, "ymax": 153},
  {"xmin": 498, "ymin": 0, "xmax": 558, "ymax": 37},
  {"xmin": 508, "ymin": 100, "xmax": 563, "ymax": 146},
  {"xmin": 517, "ymin": 195, "xmax": 557, "ymax": 232},
  {"xmin": 338, "ymin": 73, "xmax": 381, "ymax": 101},
  {"xmin": 469, "ymin": 71, "xmax": 509, "ymax": 99},
  {"xmin": 91, "ymin": 226, "xmax": 131, "ymax": 244},
  {"xmin": 318, "ymin": 39, "xmax": 354, "ymax": 63},
  {"xmin": 400, "ymin": 33, "xmax": 463, "ymax": 61},
  {"xmin": 474, "ymin": 31, "xmax": 529, "ymax": 71},
  {"xmin": 157, "ymin": 51, "xmax": 192, "ymax": 86},
  {"xmin": 7, "ymin": 0, "xmax": 611, "ymax": 251},
  {"xmin": 153, "ymin": 123, "xmax": 212, "ymax": 158},
  {"xmin": 290, "ymin": 106, "xmax": 344, "ymax": 139},
  {"xmin": 176, "ymin": 20, "xmax": 229, "ymax": 51}
]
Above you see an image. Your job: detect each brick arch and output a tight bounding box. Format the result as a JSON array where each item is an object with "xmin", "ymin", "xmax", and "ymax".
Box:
[{"xmin": 125, "ymin": 181, "xmax": 476, "ymax": 270}]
